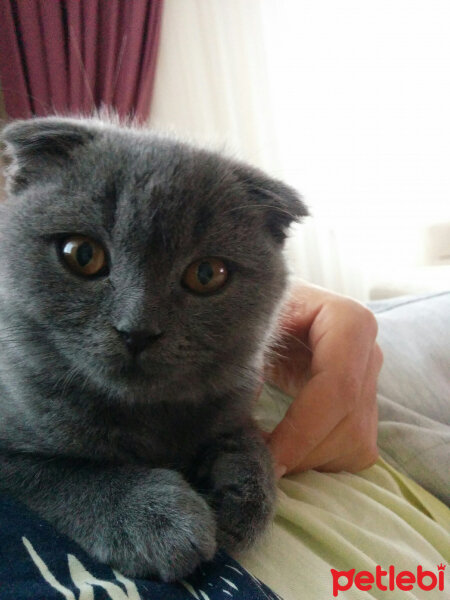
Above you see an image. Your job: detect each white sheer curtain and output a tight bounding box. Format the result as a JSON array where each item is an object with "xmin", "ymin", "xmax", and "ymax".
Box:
[{"xmin": 149, "ymin": 0, "xmax": 450, "ymax": 300}]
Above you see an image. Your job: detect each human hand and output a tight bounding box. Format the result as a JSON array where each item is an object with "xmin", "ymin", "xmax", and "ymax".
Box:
[{"xmin": 266, "ymin": 281, "xmax": 383, "ymax": 476}]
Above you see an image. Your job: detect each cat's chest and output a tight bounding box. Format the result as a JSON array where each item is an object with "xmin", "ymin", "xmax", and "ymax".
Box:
[{"xmin": 59, "ymin": 401, "xmax": 223, "ymax": 470}]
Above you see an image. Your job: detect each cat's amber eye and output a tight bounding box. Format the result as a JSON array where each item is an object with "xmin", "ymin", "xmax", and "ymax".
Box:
[
  {"xmin": 60, "ymin": 236, "xmax": 108, "ymax": 278},
  {"xmin": 182, "ymin": 258, "xmax": 229, "ymax": 294}
]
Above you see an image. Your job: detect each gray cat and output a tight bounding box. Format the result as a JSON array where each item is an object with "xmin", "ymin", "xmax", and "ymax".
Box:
[{"xmin": 0, "ymin": 117, "xmax": 307, "ymax": 581}]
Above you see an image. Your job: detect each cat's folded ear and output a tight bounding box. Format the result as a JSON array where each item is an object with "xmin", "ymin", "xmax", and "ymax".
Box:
[
  {"xmin": 235, "ymin": 165, "xmax": 309, "ymax": 243},
  {"xmin": 1, "ymin": 117, "xmax": 96, "ymax": 193}
]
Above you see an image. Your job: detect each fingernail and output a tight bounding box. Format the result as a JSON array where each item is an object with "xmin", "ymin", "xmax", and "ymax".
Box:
[{"xmin": 275, "ymin": 464, "xmax": 287, "ymax": 479}]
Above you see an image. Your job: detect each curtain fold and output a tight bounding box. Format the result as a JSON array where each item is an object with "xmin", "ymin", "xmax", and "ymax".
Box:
[{"xmin": 0, "ymin": 0, "xmax": 164, "ymax": 121}]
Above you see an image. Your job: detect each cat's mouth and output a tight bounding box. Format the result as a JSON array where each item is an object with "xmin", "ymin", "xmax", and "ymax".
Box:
[
  {"xmin": 119, "ymin": 361, "xmax": 144, "ymax": 378},
  {"xmin": 91, "ymin": 349, "xmax": 185, "ymax": 395},
  {"xmin": 108, "ymin": 356, "xmax": 173, "ymax": 384}
]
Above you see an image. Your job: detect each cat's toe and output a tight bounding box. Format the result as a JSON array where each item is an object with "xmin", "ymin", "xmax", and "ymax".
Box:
[
  {"xmin": 152, "ymin": 508, "xmax": 217, "ymax": 582},
  {"xmin": 213, "ymin": 484, "xmax": 275, "ymax": 552}
]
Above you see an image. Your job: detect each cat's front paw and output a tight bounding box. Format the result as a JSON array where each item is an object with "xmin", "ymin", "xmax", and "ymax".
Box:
[
  {"xmin": 211, "ymin": 466, "xmax": 276, "ymax": 552},
  {"xmin": 102, "ymin": 470, "xmax": 217, "ymax": 581},
  {"xmin": 145, "ymin": 498, "xmax": 217, "ymax": 582}
]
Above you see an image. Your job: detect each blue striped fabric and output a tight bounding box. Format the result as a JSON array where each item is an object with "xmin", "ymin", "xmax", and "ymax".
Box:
[{"xmin": 0, "ymin": 494, "xmax": 281, "ymax": 600}]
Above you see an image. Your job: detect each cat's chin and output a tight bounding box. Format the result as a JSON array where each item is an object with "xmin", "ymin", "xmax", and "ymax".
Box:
[
  {"xmin": 89, "ymin": 359, "xmax": 190, "ymax": 402},
  {"xmin": 103, "ymin": 361, "xmax": 164, "ymax": 387}
]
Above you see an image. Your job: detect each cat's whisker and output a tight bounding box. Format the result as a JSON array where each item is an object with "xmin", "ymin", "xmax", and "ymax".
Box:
[
  {"xmin": 60, "ymin": 366, "xmax": 81, "ymax": 398},
  {"xmin": 271, "ymin": 330, "xmax": 313, "ymax": 354}
]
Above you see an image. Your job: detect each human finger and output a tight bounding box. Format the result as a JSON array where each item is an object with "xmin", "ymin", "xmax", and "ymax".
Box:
[
  {"xmin": 288, "ymin": 343, "xmax": 382, "ymax": 472},
  {"xmin": 268, "ymin": 302, "xmax": 378, "ymax": 471}
]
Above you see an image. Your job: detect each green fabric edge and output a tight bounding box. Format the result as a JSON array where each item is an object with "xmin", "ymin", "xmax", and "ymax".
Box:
[{"xmin": 375, "ymin": 457, "xmax": 450, "ymax": 531}]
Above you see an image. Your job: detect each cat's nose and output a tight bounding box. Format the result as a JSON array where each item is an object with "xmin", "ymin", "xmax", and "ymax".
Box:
[{"xmin": 116, "ymin": 328, "xmax": 163, "ymax": 356}]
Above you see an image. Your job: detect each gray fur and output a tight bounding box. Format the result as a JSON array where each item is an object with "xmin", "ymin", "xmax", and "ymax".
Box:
[{"xmin": 0, "ymin": 117, "xmax": 307, "ymax": 581}]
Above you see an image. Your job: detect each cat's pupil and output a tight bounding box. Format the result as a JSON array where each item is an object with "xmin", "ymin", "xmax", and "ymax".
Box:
[
  {"xmin": 76, "ymin": 242, "xmax": 93, "ymax": 267},
  {"xmin": 197, "ymin": 262, "xmax": 213, "ymax": 285}
]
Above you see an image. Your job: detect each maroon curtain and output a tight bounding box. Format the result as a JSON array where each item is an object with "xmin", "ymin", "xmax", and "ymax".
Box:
[{"xmin": 0, "ymin": 0, "xmax": 164, "ymax": 122}]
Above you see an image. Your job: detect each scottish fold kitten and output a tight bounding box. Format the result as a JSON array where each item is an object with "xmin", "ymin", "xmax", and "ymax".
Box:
[{"xmin": 0, "ymin": 117, "xmax": 307, "ymax": 581}]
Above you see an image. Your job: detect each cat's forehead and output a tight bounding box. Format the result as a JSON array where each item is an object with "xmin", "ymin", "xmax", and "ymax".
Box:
[
  {"xmin": 68, "ymin": 137, "xmax": 252, "ymax": 248},
  {"xmin": 1, "ymin": 117, "xmax": 306, "ymax": 251}
]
